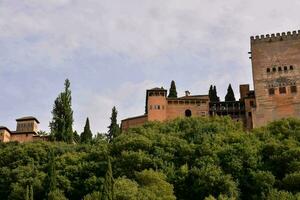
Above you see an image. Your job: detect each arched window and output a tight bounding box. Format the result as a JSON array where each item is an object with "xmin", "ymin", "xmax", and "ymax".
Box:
[{"xmin": 185, "ymin": 109, "xmax": 192, "ymax": 117}]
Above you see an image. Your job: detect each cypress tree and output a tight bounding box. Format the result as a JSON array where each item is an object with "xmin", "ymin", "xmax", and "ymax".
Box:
[
  {"xmin": 26, "ymin": 185, "xmax": 29, "ymax": 200},
  {"xmin": 102, "ymin": 158, "xmax": 114, "ymax": 200},
  {"xmin": 209, "ymin": 85, "xmax": 214, "ymax": 101},
  {"xmin": 168, "ymin": 80, "xmax": 178, "ymax": 98},
  {"xmin": 49, "ymin": 79, "xmax": 74, "ymax": 143},
  {"xmin": 47, "ymin": 150, "xmax": 57, "ymax": 196},
  {"xmin": 106, "ymin": 107, "xmax": 120, "ymax": 143},
  {"xmin": 225, "ymin": 84, "xmax": 236, "ymax": 102},
  {"xmin": 80, "ymin": 118, "xmax": 93, "ymax": 143},
  {"xmin": 213, "ymin": 85, "xmax": 220, "ymax": 102},
  {"xmin": 209, "ymin": 85, "xmax": 220, "ymax": 102},
  {"xmin": 30, "ymin": 185, "xmax": 34, "ymax": 200}
]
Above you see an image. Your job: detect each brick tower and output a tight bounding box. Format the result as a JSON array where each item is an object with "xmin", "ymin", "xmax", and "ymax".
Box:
[
  {"xmin": 250, "ymin": 31, "xmax": 300, "ymax": 127},
  {"xmin": 146, "ymin": 87, "xmax": 168, "ymax": 122}
]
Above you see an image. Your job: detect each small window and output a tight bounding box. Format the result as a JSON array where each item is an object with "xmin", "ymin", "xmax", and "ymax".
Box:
[
  {"xmin": 248, "ymin": 112, "xmax": 252, "ymax": 117},
  {"xmin": 291, "ymin": 85, "xmax": 297, "ymax": 93},
  {"xmin": 269, "ymin": 88, "xmax": 275, "ymax": 95},
  {"xmin": 272, "ymin": 67, "xmax": 276, "ymax": 72},
  {"xmin": 290, "ymin": 65, "xmax": 294, "ymax": 70},
  {"xmin": 279, "ymin": 87, "xmax": 286, "ymax": 94},
  {"xmin": 267, "ymin": 68, "xmax": 270, "ymax": 73},
  {"xmin": 284, "ymin": 66, "xmax": 288, "ymax": 71},
  {"xmin": 250, "ymin": 101, "xmax": 254, "ymax": 107},
  {"xmin": 157, "ymin": 105, "xmax": 160, "ymax": 110},
  {"xmin": 185, "ymin": 109, "xmax": 192, "ymax": 117},
  {"xmin": 278, "ymin": 67, "xmax": 282, "ymax": 71}
]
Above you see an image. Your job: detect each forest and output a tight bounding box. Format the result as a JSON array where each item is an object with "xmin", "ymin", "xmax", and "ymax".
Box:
[{"xmin": 1, "ymin": 116, "xmax": 300, "ymax": 200}]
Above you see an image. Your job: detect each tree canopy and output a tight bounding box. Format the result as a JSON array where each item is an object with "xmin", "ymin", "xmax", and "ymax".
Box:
[{"xmin": 2, "ymin": 117, "xmax": 300, "ymax": 199}]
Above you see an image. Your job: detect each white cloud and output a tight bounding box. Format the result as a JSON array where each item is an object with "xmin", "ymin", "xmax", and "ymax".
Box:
[{"xmin": 1, "ymin": 0, "xmax": 300, "ymax": 132}]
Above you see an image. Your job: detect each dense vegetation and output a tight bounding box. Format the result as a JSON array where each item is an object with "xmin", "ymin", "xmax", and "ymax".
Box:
[{"xmin": 1, "ymin": 117, "xmax": 300, "ymax": 199}]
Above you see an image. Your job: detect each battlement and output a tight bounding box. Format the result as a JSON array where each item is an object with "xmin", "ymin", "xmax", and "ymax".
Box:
[{"xmin": 251, "ymin": 30, "xmax": 300, "ymax": 44}]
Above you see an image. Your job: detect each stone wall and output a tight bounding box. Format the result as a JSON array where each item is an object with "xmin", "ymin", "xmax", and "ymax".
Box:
[
  {"xmin": 251, "ymin": 30, "xmax": 300, "ymax": 127},
  {"xmin": 10, "ymin": 133, "xmax": 34, "ymax": 143},
  {"xmin": 166, "ymin": 99, "xmax": 209, "ymax": 120},
  {"xmin": 121, "ymin": 115, "xmax": 148, "ymax": 131}
]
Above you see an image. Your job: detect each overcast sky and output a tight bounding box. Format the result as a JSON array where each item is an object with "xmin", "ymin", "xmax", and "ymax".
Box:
[{"xmin": 1, "ymin": 0, "xmax": 300, "ymax": 133}]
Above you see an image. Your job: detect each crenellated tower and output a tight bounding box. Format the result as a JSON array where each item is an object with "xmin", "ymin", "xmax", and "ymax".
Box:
[
  {"xmin": 146, "ymin": 87, "xmax": 168, "ymax": 122},
  {"xmin": 250, "ymin": 30, "xmax": 300, "ymax": 127}
]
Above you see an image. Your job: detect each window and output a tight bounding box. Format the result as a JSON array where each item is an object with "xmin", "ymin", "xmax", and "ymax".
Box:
[
  {"xmin": 284, "ymin": 66, "xmax": 288, "ymax": 71},
  {"xmin": 290, "ymin": 65, "xmax": 294, "ymax": 70},
  {"xmin": 278, "ymin": 67, "xmax": 282, "ymax": 71},
  {"xmin": 269, "ymin": 88, "xmax": 275, "ymax": 95},
  {"xmin": 150, "ymin": 105, "xmax": 153, "ymax": 110},
  {"xmin": 250, "ymin": 101, "xmax": 254, "ymax": 107},
  {"xmin": 291, "ymin": 85, "xmax": 297, "ymax": 93},
  {"xmin": 272, "ymin": 67, "xmax": 276, "ymax": 72},
  {"xmin": 279, "ymin": 87, "xmax": 286, "ymax": 94},
  {"xmin": 185, "ymin": 109, "xmax": 192, "ymax": 117},
  {"xmin": 248, "ymin": 112, "xmax": 252, "ymax": 117},
  {"xmin": 267, "ymin": 68, "xmax": 270, "ymax": 73},
  {"xmin": 157, "ymin": 105, "xmax": 160, "ymax": 110}
]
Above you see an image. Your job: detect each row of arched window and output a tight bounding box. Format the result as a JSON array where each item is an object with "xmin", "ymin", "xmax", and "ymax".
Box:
[
  {"xmin": 268, "ymin": 85, "xmax": 297, "ymax": 95},
  {"xmin": 266, "ymin": 65, "xmax": 294, "ymax": 73}
]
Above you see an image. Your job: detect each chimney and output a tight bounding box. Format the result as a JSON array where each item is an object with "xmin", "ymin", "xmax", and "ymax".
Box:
[{"xmin": 185, "ymin": 91, "xmax": 191, "ymax": 96}]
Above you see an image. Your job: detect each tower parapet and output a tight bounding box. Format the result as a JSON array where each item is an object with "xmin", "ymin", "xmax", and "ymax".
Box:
[{"xmin": 251, "ymin": 30, "xmax": 300, "ymax": 43}]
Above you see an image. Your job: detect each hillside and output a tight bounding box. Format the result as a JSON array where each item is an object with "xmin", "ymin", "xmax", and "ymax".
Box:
[{"xmin": 1, "ymin": 117, "xmax": 300, "ymax": 200}]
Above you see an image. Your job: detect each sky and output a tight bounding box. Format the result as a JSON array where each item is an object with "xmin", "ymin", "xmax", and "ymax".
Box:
[{"xmin": 1, "ymin": 0, "xmax": 300, "ymax": 134}]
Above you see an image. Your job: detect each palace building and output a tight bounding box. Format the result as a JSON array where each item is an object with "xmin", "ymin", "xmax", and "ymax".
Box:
[
  {"xmin": 0, "ymin": 116, "xmax": 48, "ymax": 143},
  {"xmin": 122, "ymin": 30, "xmax": 300, "ymax": 131}
]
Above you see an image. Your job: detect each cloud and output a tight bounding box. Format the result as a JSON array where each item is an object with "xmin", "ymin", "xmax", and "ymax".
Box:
[{"xmin": 1, "ymin": 0, "xmax": 300, "ymax": 132}]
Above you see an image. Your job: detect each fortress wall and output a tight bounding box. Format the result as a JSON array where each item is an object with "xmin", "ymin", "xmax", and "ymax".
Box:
[{"xmin": 251, "ymin": 30, "xmax": 300, "ymax": 127}]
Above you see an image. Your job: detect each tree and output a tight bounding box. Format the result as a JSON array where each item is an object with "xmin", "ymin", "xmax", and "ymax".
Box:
[
  {"xmin": 106, "ymin": 107, "xmax": 120, "ymax": 143},
  {"xmin": 26, "ymin": 185, "xmax": 29, "ymax": 200},
  {"xmin": 102, "ymin": 158, "xmax": 114, "ymax": 200},
  {"xmin": 47, "ymin": 150, "xmax": 57, "ymax": 197},
  {"xmin": 225, "ymin": 84, "xmax": 236, "ymax": 102},
  {"xmin": 213, "ymin": 86, "xmax": 220, "ymax": 102},
  {"xmin": 80, "ymin": 118, "xmax": 93, "ymax": 143},
  {"xmin": 49, "ymin": 79, "xmax": 74, "ymax": 143},
  {"xmin": 209, "ymin": 85, "xmax": 220, "ymax": 102},
  {"xmin": 30, "ymin": 185, "xmax": 34, "ymax": 200},
  {"xmin": 209, "ymin": 85, "xmax": 214, "ymax": 101},
  {"xmin": 168, "ymin": 80, "xmax": 178, "ymax": 98}
]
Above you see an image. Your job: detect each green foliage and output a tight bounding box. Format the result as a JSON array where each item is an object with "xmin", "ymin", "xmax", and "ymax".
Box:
[
  {"xmin": 114, "ymin": 177, "xmax": 139, "ymax": 200},
  {"xmin": 48, "ymin": 190, "xmax": 68, "ymax": 200},
  {"xmin": 50, "ymin": 79, "xmax": 74, "ymax": 143},
  {"xmin": 80, "ymin": 118, "xmax": 93, "ymax": 143},
  {"xmin": 102, "ymin": 158, "xmax": 114, "ymax": 200},
  {"xmin": 168, "ymin": 80, "xmax": 178, "ymax": 98},
  {"xmin": 3, "ymin": 117, "xmax": 300, "ymax": 199},
  {"xmin": 265, "ymin": 189, "xmax": 300, "ymax": 200},
  {"xmin": 84, "ymin": 191, "xmax": 102, "ymax": 200},
  {"xmin": 225, "ymin": 84, "xmax": 236, "ymax": 101},
  {"xmin": 106, "ymin": 106, "xmax": 120, "ymax": 143}
]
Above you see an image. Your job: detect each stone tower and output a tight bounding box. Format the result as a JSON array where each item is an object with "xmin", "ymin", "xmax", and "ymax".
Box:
[
  {"xmin": 146, "ymin": 87, "xmax": 168, "ymax": 122},
  {"xmin": 251, "ymin": 31, "xmax": 300, "ymax": 127},
  {"xmin": 16, "ymin": 116, "xmax": 39, "ymax": 133}
]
